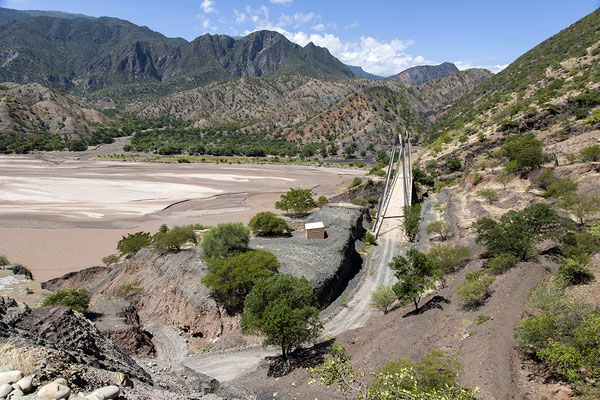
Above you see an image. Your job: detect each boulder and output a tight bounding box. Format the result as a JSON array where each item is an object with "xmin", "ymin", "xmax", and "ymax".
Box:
[
  {"xmin": 9, "ymin": 388, "xmax": 24, "ymax": 397},
  {"xmin": 15, "ymin": 376, "xmax": 33, "ymax": 393},
  {"xmin": 0, "ymin": 371, "xmax": 23, "ymax": 385},
  {"xmin": 37, "ymin": 382, "xmax": 70, "ymax": 399},
  {"xmin": 91, "ymin": 386, "xmax": 119, "ymax": 399},
  {"xmin": 0, "ymin": 383, "xmax": 13, "ymax": 397}
]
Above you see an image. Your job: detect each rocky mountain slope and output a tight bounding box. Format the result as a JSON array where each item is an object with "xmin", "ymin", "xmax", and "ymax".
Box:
[
  {"xmin": 0, "ymin": 82, "xmax": 110, "ymax": 138},
  {"xmin": 0, "ymin": 9, "xmax": 353, "ymax": 100},
  {"xmin": 388, "ymin": 61, "xmax": 460, "ymax": 85}
]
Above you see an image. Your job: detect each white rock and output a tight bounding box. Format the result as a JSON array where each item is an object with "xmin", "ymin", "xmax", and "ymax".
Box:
[
  {"xmin": 51, "ymin": 379, "xmax": 66, "ymax": 387},
  {"xmin": 15, "ymin": 375, "xmax": 33, "ymax": 393},
  {"xmin": 37, "ymin": 382, "xmax": 71, "ymax": 399},
  {"xmin": 0, "ymin": 371, "xmax": 23, "ymax": 385},
  {"xmin": 92, "ymin": 386, "xmax": 119, "ymax": 400},
  {"xmin": 0, "ymin": 383, "xmax": 13, "ymax": 397},
  {"xmin": 85, "ymin": 394, "xmax": 104, "ymax": 400},
  {"xmin": 9, "ymin": 388, "xmax": 24, "ymax": 397}
]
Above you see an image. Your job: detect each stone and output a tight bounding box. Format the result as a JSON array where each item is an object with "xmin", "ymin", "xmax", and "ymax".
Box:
[
  {"xmin": 0, "ymin": 383, "xmax": 13, "ymax": 397},
  {"xmin": 37, "ymin": 382, "xmax": 71, "ymax": 399},
  {"xmin": 15, "ymin": 376, "xmax": 33, "ymax": 393},
  {"xmin": 0, "ymin": 371, "xmax": 23, "ymax": 385},
  {"xmin": 9, "ymin": 388, "xmax": 24, "ymax": 397},
  {"xmin": 85, "ymin": 394, "xmax": 104, "ymax": 400},
  {"xmin": 110, "ymin": 372, "xmax": 133, "ymax": 388},
  {"xmin": 92, "ymin": 386, "xmax": 119, "ymax": 399}
]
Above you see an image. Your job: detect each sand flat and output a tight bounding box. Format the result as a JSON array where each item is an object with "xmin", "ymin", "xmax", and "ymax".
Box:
[{"xmin": 0, "ymin": 154, "xmax": 363, "ymax": 280}]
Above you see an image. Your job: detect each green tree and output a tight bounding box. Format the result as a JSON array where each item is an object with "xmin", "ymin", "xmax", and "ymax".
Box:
[
  {"xmin": 202, "ymin": 250, "xmax": 279, "ymax": 312},
  {"xmin": 543, "ymin": 178, "xmax": 578, "ymax": 199},
  {"xmin": 476, "ymin": 188, "xmax": 499, "ymax": 204},
  {"xmin": 248, "ymin": 212, "xmax": 292, "ymax": 236},
  {"xmin": 154, "ymin": 225, "xmax": 198, "ymax": 252},
  {"xmin": 275, "ymin": 188, "xmax": 317, "ymax": 217},
  {"xmin": 403, "ymin": 204, "xmax": 422, "ymax": 242},
  {"xmin": 558, "ymin": 195, "xmax": 600, "ymax": 225},
  {"xmin": 117, "ymin": 232, "xmax": 152, "ymax": 256},
  {"xmin": 370, "ymin": 285, "xmax": 396, "ymax": 314},
  {"xmin": 201, "ymin": 223, "xmax": 249, "ymax": 262},
  {"xmin": 426, "ymin": 220, "xmax": 451, "ymax": 241},
  {"xmin": 390, "ymin": 247, "xmax": 440, "ymax": 312},
  {"xmin": 502, "ymin": 133, "xmax": 549, "ymax": 172},
  {"xmin": 102, "ymin": 254, "xmax": 120, "ymax": 267},
  {"xmin": 241, "ymin": 274, "xmax": 322, "ymax": 359},
  {"xmin": 42, "ymin": 289, "xmax": 91, "ymax": 313}
]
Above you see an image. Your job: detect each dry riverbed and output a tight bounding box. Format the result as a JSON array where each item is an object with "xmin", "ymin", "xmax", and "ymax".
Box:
[{"xmin": 0, "ymin": 154, "xmax": 365, "ymax": 281}]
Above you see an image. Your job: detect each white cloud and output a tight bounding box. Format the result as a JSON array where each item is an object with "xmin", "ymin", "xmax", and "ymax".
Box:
[
  {"xmin": 347, "ymin": 20, "xmax": 360, "ymax": 29},
  {"xmin": 292, "ymin": 12, "xmax": 315, "ymax": 26},
  {"xmin": 234, "ymin": 9, "xmax": 247, "ymax": 23},
  {"xmin": 200, "ymin": 0, "xmax": 217, "ymax": 14},
  {"xmin": 454, "ymin": 60, "xmax": 508, "ymax": 74},
  {"xmin": 312, "ymin": 23, "xmax": 326, "ymax": 32},
  {"xmin": 197, "ymin": 16, "xmax": 217, "ymax": 31},
  {"xmin": 269, "ymin": 0, "xmax": 293, "ymax": 4}
]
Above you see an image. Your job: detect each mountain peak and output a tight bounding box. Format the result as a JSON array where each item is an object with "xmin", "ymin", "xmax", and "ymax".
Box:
[{"xmin": 387, "ymin": 62, "xmax": 460, "ymax": 85}]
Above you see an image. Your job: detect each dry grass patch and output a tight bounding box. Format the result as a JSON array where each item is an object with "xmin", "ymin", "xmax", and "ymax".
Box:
[{"xmin": 0, "ymin": 341, "xmax": 44, "ymax": 375}]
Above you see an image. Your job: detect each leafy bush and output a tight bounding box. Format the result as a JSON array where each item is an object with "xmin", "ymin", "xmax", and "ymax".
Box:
[
  {"xmin": 202, "ymin": 249, "xmax": 279, "ymax": 312},
  {"xmin": 248, "ymin": 212, "xmax": 292, "ymax": 236},
  {"xmin": 474, "ymin": 315, "xmax": 491, "ymax": 325},
  {"xmin": 533, "ymin": 168, "xmax": 556, "ymax": 190},
  {"xmin": 370, "ymin": 285, "xmax": 396, "ymax": 313},
  {"xmin": 486, "ymin": 252, "xmax": 518, "ymax": 275},
  {"xmin": 102, "ymin": 254, "xmax": 120, "ymax": 267},
  {"xmin": 351, "ymin": 197, "xmax": 368, "ymax": 207},
  {"xmin": 67, "ymin": 140, "xmax": 87, "ymax": 152},
  {"xmin": 201, "ymin": 223, "xmax": 249, "ymax": 262},
  {"xmin": 154, "ymin": 225, "xmax": 198, "ymax": 252},
  {"xmin": 455, "ymin": 271, "xmax": 494, "ymax": 308},
  {"xmin": 426, "ymin": 220, "xmax": 450, "ymax": 241},
  {"xmin": 447, "ymin": 158, "xmax": 462, "ymax": 172},
  {"xmin": 117, "ymin": 232, "xmax": 152, "ymax": 255},
  {"xmin": 42, "ymin": 289, "xmax": 90, "ymax": 313},
  {"xmin": 427, "ymin": 243, "xmax": 471, "ymax": 273},
  {"xmin": 275, "ymin": 188, "xmax": 317, "ymax": 217},
  {"xmin": 403, "ymin": 204, "xmax": 422, "ymax": 241},
  {"xmin": 556, "ymin": 258, "xmax": 594, "ymax": 286},
  {"xmin": 579, "ymin": 144, "xmax": 600, "ymax": 162},
  {"xmin": 502, "ymin": 133, "xmax": 549, "ymax": 172},
  {"xmin": 543, "ymin": 178, "xmax": 578, "ymax": 199},
  {"xmin": 558, "ymin": 194, "xmax": 600, "ymax": 225},
  {"xmin": 586, "ymin": 109, "xmax": 600, "ymax": 126},
  {"xmin": 362, "ymin": 231, "xmax": 378, "ymax": 246},
  {"xmin": 0, "ymin": 255, "xmax": 9, "ymax": 266},
  {"xmin": 536, "ymin": 342, "xmax": 584, "ymax": 382},
  {"xmin": 316, "ymin": 195, "xmax": 327, "ymax": 207},
  {"xmin": 473, "ymin": 203, "xmax": 559, "ymax": 259},
  {"xmin": 476, "ymin": 188, "xmax": 499, "ymax": 204},
  {"xmin": 348, "ymin": 177, "xmax": 363, "ymax": 188}
]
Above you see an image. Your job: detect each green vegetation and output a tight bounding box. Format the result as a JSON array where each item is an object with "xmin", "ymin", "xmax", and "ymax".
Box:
[
  {"xmin": 42, "ymin": 289, "xmax": 90, "ymax": 313},
  {"xmin": 427, "ymin": 243, "xmax": 471, "ymax": 273},
  {"xmin": 117, "ymin": 232, "xmax": 152, "ymax": 256},
  {"xmin": 153, "ymin": 225, "xmax": 198, "ymax": 252},
  {"xmin": 309, "ymin": 343, "xmax": 477, "ymax": 399},
  {"xmin": 403, "ymin": 204, "xmax": 422, "ymax": 241},
  {"xmin": 201, "ymin": 223, "xmax": 249, "ymax": 262},
  {"xmin": 558, "ymin": 195, "xmax": 600, "ymax": 225},
  {"xmin": 473, "ymin": 203, "xmax": 559, "ymax": 260},
  {"xmin": 533, "ymin": 168, "xmax": 556, "ymax": 190},
  {"xmin": 101, "ymin": 254, "xmax": 120, "ymax": 267},
  {"xmin": 389, "ymin": 247, "xmax": 441, "ymax": 312},
  {"xmin": 275, "ymin": 188, "xmax": 317, "ymax": 217},
  {"xmin": 241, "ymin": 274, "xmax": 322, "ymax": 359},
  {"xmin": 556, "ymin": 258, "xmax": 594, "ymax": 286},
  {"xmin": 248, "ymin": 212, "xmax": 292, "ymax": 236},
  {"xmin": 115, "ymin": 283, "xmax": 142, "ymax": 297},
  {"xmin": 370, "ymin": 285, "xmax": 396, "ymax": 314},
  {"xmin": 455, "ymin": 271, "xmax": 495, "ymax": 309},
  {"xmin": 474, "ymin": 315, "xmax": 491, "ymax": 325},
  {"xmin": 586, "ymin": 109, "xmax": 600, "ymax": 126},
  {"xmin": 202, "ymin": 249, "xmax": 280, "ymax": 313},
  {"xmin": 0, "ymin": 255, "xmax": 9, "ymax": 266},
  {"xmin": 579, "ymin": 144, "xmax": 600, "ymax": 162},
  {"xmin": 502, "ymin": 134, "xmax": 549, "ymax": 173},
  {"xmin": 426, "ymin": 220, "xmax": 450, "ymax": 241},
  {"xmin": 544, "ymin": 178, "xmax": 578, "ymax": 199},
  {"xmin": 486, "ymin": 252, "xmax": 519, "ymax": 275},
  {"xmin": 476, "ymin": 188, "xmax": 499, "ymax": 204},
  {"xmin": 362, "ymin": 231, "xmax": 378, "ymax": 246},
  {"xmin": 316, "ymin": 195, "xmax": 328, "ymax": 207},
  {"xmin": 348, "ymin": 177, "xmax": 363, "ymax": 189}
]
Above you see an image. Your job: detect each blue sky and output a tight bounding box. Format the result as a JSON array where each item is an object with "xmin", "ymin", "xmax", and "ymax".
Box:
[{"xmin": 1, "ymin": 0, "xmax": 599, "ymax": 76}]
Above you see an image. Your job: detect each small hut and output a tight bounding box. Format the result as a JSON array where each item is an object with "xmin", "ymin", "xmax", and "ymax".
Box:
[{"xmin": 305, "ymin": 221, "xmax": 325, "ymax": 239}]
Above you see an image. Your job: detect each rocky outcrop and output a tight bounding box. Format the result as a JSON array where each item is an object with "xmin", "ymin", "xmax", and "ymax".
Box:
[
  {"xmin": 251, "ymin": 205, "xmax": 368, "ymax": 307},
  {"xmin": 0, "ymin": 296, "xmax": 151, "ymax": 383}
]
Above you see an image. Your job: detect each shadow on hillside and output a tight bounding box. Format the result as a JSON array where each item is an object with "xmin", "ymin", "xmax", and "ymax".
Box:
[
  {"xmin": 266, "ymin": 338, "xmax": 335, "ymax": 378},
  {"xmin": 402, "ymin": 295, "xmax": 450, "ymax": 318}
]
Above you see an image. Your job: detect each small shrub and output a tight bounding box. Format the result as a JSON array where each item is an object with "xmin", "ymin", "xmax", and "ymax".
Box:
[
  {"xmin": 579, "ymin": 144, "xmax": 600, "ymax": 162},
  {"xmin": 370, "ymin": 285, "xmax": 396, "ymax": 313},
  {"xmin": 447, "ymin": 159, "xmax": 462, "ymax": 172},
  {"xmin": 403, "ymin": 204, "xmax": 422, "ymax": 241},
  {"xmin": 536, "ymin": 342, "xmax": 583, "ymax": 382},
  {"xmin": 544, "ymin": 178, "xmax": 578, "ymax": 199},
  {"xmin": 362, "ymin": 231, "xmax": 378, "ymax": 246},
  {"xmin": 201, "ymin": 223, "xmax": 249, "ymax": 262},
  {"xmin": 117, "ymin": 232, "xmax": 152, "ymax": 255},
  {"xmin": 316, "ymin": 196, "xmax": 328, "ymax": 207},
  {"xmin": 42, "ymin": 289, "xmax": 90, "ymax": 313},
  {"xmin": 426, "ymin": 220, "xmax": 451, "ymax": 241},
  {"xmin": 533, "ymin": 168, "xmax": 556, "ymax": 190},
  {"xmin": 455, "ymin": 271, "xmax": 494, "ymax": 308},
  {"xmin": 0, "ymin": 255, "xmax": 9, "ymax": 266},
  {"xmin": 427, "ymin": 243, "xmax": 471, "ymax": 273},
  {"xmin": 474, "ymin": 315, "xmax": 491, "ymax": 325},
  {"xmin": 476, "ymin": 188, "xmax": 499, "ymax": 204},
  {"xmin": 471, "ymin": 173, "xmax": 483, "ymax": 186},
  {"xmin": 486, "ymin": 252, "xmax": 518, "ymax": 275},
  {"xmin": 515, "ymin": 311, "xmax": 559, "ymax": 349},
  {"xmin": 348, "ymin": 177, "xmax": 363, "ymax": 189},
  {"xmin": 154, "ymin": 225, "xmax": 198, "ymax": 252},
  {"xmin": 248, "ymin": 212, "xmax": 292, "ymax": 236},
  {"xmin": 352, "ymin": 198, "xmax": 368, "ymax": 206},
  {"xmin": 115, "ymin": 283, "xmax": 141, "ymax": 297},
  {"xmin": 102, "ymin": 254, "xmax": 120, "ymax": 267},
  {"xmin": 556, "ymin": 258, "xmax": 594, "ymax": 286}
]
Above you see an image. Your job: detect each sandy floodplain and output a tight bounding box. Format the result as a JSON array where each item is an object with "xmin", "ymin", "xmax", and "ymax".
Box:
[{"xmin": 0, "ymin": 154, "xmax": 364, "ymax": 281}]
